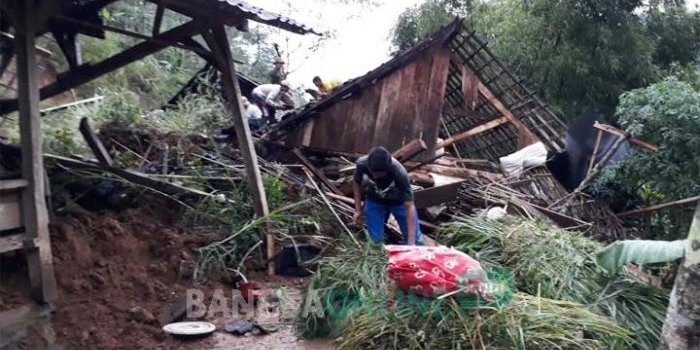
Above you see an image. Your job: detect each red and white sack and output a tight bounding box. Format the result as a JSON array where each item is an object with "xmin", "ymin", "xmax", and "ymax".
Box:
[{"xmin": 385, "ymin": 245, "xmax": 492, "ymax": 300}]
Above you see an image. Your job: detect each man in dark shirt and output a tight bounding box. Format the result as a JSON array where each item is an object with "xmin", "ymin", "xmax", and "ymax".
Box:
[
  {"xmin": 269, "ymin": 58, "xmax": 286, "ymax": 84},
  {"xmin": 352, "ymin": 146, "xmax": 424, "ymax": 245}
]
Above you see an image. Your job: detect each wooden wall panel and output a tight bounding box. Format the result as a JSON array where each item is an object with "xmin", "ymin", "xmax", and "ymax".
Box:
[
  {"xmin": 373, "ymin": 67, "xmax": 403, "ymax": 148},
  {"xmin": 349, "ymin": 83, "xmax": 382, "ymax": 151},
  {"xmin": 309, "ymin": 101, "xmax": 347, "ymax": 146},
  {"xmin": 282, "ymin": 45, "xmax": 451, "ymax": 160},
  {"xmin": 421, "ymin": 47, "xmax": 451, "ymax": 159},
  {"xmin": 385, "ymin": 62, "xmax": 417, "ymax": 151}
]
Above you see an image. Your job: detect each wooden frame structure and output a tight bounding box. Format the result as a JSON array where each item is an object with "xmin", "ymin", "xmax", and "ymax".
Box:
[
  {"xmin": 263, "ymin": 17, "xmax": 626, "ymax": 238},
  {"xmin": 265, "ymin": 18, "xmax": 567, "ymax": 163},
  {"xmin": 0, "ymin": 0, "xmax": 320, "ymax": 305}
]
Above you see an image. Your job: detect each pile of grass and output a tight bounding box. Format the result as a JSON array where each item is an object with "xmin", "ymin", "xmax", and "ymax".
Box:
[
  {"xmin": 296, "ymin": 222, "xmax": 646, "ymax": 349},
  {"xmin": 298, "ymin": 240, "xmax": 391, "ymax": 339},
  {"xmin": 339, "ymin": 293, "xmax": 630, "ymax": 350},
  {"xmin": 436, "ymin": 215, "xmax": 669, "ymax": 350}
]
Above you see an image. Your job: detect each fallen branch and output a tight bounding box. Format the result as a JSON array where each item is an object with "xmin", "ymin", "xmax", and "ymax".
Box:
[
  {"xmin": 46, "ymin": 154, "xmax": 215, "ymax": 202},
  {"xmin": 603, "ymin": 196, "xmax": 700, "ymax": 220}
]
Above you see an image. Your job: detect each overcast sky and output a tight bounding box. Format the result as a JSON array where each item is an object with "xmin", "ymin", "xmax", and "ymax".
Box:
[
  {"xmin": 251, "ymin": 0, "xmax": 424, "ymax": 89},
  {"xmin": 252, "ymin": 0, "xmax": 700, "ymax": 90}
]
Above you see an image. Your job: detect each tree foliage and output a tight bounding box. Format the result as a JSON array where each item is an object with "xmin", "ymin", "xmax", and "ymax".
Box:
[
  {"xmin": 390, "ymin": 0, "xmax": 700, "ymax": 121},
  {"xmin": 593, "ymin": 77, "xmax": 700, "ymax": 239}
]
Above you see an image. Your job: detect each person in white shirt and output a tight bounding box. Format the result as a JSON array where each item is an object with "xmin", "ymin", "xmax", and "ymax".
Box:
[
  {"xmin": 250, "ymin": 80, "xmax": 295, "ymax": 123},
  {"xmin": 241, "ymin": 96, "xmax": 264, "ymax": 130}
]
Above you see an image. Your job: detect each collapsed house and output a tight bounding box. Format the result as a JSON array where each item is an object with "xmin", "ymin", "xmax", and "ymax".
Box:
[{"xmin": 258, "ymin": 18, "xmax": 626, "ymax": 239}]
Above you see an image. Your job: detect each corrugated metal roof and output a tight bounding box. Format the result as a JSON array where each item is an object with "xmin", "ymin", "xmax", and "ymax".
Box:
[{"xmin": 214, "ymin": 0, "xmax": 322, "ymax": 35}]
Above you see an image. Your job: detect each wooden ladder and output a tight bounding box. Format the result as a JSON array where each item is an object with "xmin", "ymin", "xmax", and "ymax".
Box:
[
  {"xmin": 0, "ymin": 176, "xmax": 57, "ymax": 304},
  {"xmin": 0, "ymin": 0, "xmax": 57, "ymax": 305}
]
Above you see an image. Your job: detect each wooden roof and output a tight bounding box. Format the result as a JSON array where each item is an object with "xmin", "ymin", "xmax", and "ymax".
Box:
[{"xmin": 266, "ymin": 18, "xmax": 569, "ymax": 162}]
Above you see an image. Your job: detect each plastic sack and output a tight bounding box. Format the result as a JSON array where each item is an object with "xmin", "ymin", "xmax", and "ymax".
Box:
[
  {"xmin": 385, "ymin": 245, "xmax": 492, "ymax": 300},
  {"xmin": 499, "ymin": 141, "xmax": 548, "ymax": 177}
]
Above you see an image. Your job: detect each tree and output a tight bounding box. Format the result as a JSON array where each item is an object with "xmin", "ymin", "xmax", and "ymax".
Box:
[
  {"xmin": 390, "ymin": 0, "xmax": 700, "ymax": 121},
  {"xmin": 592, "ymin": 77, "xmax": 700, "ymax": 239},
  {"xmin": 389, "ymin": 0, "xmax": 461, "ymax": 53},
  {"xmin": 659, "ymin": 197, "xmax": 700, "ymax": 349}
]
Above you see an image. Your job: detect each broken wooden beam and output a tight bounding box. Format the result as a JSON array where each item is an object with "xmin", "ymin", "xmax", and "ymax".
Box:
[
  {"xmin": 605, "ymin": 196, "xmax": 700, "ymax": 219},
  {"xmin": 46, "ymin": 154, "xmax": 214, "ymax": 202},
  {"xmin": 292, "ymin": 148, "xmax": 344, "ymax": 196},
  {"xmin": 392, "ymin": 139, "xmax": 427, "ymax": 163},
  {"xmin": 593, "ymin": 121, "xmax": 658, "ymax": 151},
  {"xmin": 423, "ymin": 164, "xmax": 504, "ymax": 182},
  {"xmin": 476, "ymin": 81, "xmax": 539, "ymax": 149},
  {"xmin": 79, "ymin": 117, "xmax": 113, "ymax": 166},
  {"xmin": 507, "ymin": 196, "xmax": 591, "ymax": 231},
  {"xmin": 436, "ymin": 116, "xmax": 509, "ymax": 149},
  {"xmin": 0, "ymin": 20, "xmax": 205, "ymax": 115}
]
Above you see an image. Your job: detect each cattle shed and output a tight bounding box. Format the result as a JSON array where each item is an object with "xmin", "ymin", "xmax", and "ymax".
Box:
[{"xmin": 266, "ymin": 18, "xmax": 568, "ymax": 163}]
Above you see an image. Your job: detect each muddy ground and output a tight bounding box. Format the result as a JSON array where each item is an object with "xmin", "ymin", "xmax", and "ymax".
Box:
[{"xmin": 0, "ymin": 199, "xmax": 334, "ymax": 350}]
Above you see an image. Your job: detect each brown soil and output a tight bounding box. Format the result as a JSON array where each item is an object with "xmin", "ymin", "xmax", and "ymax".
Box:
[
  {"xmin": 1, "ymin": 200, "xmax": 335, "ymax": 350},
  {"xmin": 1, "ymin": 203, "xmax": 242, "ymax": 348},
  {"xmin": 46, "ymin": 204, "xmax": 220, "ymax": 350}
]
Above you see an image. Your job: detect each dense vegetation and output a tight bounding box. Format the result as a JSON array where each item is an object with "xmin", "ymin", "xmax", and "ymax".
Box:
[
  {"xmin": 392, "ymin": 0, "xmax": 700, "ymax": 239},
  {"xmin": 391, "ymin": 0, "xmax": 700, "ymax": 121}
]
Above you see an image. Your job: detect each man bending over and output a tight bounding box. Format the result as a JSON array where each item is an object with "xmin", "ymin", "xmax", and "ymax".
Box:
[{"xmin": 352, "ymin": 146, "xmax": 424, "ymax": 245}]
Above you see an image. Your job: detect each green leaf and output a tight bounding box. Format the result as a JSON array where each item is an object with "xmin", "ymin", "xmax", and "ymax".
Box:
[
  {"xmin": 100, "ymin": 7, "xmax": 110, "ymax": 20},
  {"xmin": 595, "ymin": 239, "xmax": 686, "ymax": 274}
]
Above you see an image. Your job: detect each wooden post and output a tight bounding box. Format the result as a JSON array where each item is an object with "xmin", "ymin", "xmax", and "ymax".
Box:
[
  {"xmin": 210, "ymin": 25, "xmax": 274, "ymax": 275},
  {"xmin": 15, "ymin": 0, "xmax": 57, "ymax": 303}
]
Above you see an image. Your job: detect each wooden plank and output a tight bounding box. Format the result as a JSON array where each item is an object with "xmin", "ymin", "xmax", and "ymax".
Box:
[
  {"xmin": 476, "ymin": 79, "xmax": 539, "ymax": 149},
  {"xmin": 0, "ymin": 191, "xmax": 22, "ymax": 231},
  {"xmin": 152, "ymin": 2, "xmax": 165, "ymax": 36},
  {"xmin": 392, "ymin": 139, "xmax": 427, "ymax": 163},
  {"xmin": 387, "ymin": 61, "xmax": 417, "ymax": 151},
  {"xmin": 0, "ymin": 20, "xmax": 204, "ymax": 115},
  {"xmin": 209, "ymin": 25, "xmax": 273, "ymax": 275},
  {"xmin": 593, "ymin": 121, "xmax": 658, "ymax": 151},
  {"xmin": 586, "ymin": 129, "xmax": 603, "ymax": 177},
  {"xmin": 608, "ymin": 196, "xmax": 700, "ymax": 219},
  {"xmin": 15, "ymin": 0, "xmax": 57, "ymax": 303},
  {"xmin": 46, "ymin": 155, "xmax": 215, "ymax": 199},
  {"xmin": 413, "ymin": 180, "xmax": 468, "ymax": 209},
  {"xmin": 353, "ymin": 83, "xmax": 382, "ymax": 151},
  {"xmin": 337, "ymin": 93, "xmax": 360, "ymax": 152},
  {"xmin": 507, "ymin": 196, "xmax": 591, "ymax": 230},
  {"xmin": 409, "ymin": 171, "xmax": 434, "ymax": 188},
  {"xmin": 292, "ymin": 148, "xmax": 344, "ymax": 196},
  {"xmin": 0, "ymin": 233, "xmax": 27, "ymax": 254},
  {"xmin": 423, "ymin": 164, "xmax": 504, "ymax": 182},
  {"xmin": 373, "ymin": 67, "xmax": 403, "ymax": 148},
  {"xmin": 309, "ymin": 103, "xmax": 347, "ymax": 150},
  {"xmin": 462, "ymin": 65, "xmax": 479, "ymax": 111},
  {"xmin": 0, "ymin": 179, "xmax": 28, "ymax": 191},
  {"xmin": 421, "ymin": 47, "xmax": 451, "ymax": 159},
  {"xmin": 79, "ymin": 117, "xmax": 113, "ymax": 166},
  {"xmin": 437, "ymin": 116, "xmax": 509, "ymax": 149},
  {"xmin": 412, "ymin": 50, "xmax": 433, "ymax": 146}
]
